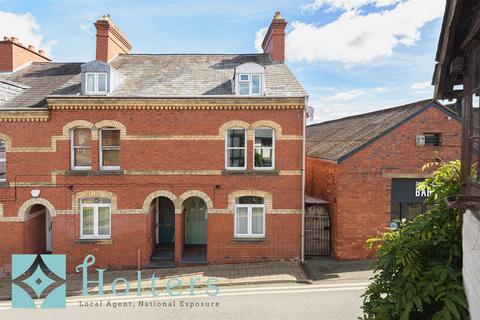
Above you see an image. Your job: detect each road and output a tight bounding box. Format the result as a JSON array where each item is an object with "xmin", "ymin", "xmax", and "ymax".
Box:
[{"xmin": 0, "ymin": 282, "xmax": 367, "ymax": 320}]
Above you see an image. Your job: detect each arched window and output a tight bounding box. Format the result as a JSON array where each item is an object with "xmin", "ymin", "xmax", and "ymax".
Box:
[
  {"xmin": 234, "ymin": 196, "xmax": 265, "ymax": 238},
  {"xmin": 0, "ymin": 139, "xmax": 5, "ymax": 182},
  {"xmin": 99, "ymin": 127, "xmax": 120, "ymax": 170},
  {"xmin": 80, "ymin": 197, "xmax": 111, "ymax": 239},
  {"xmin": 254, "ymin": 127, "xmax": 274, "ymax": 170},
  {"xmin": 71, "ymin": 128, "xmax": 92, "ymax": 170}
]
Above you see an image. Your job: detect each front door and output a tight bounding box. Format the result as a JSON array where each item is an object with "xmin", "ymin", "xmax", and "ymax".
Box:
[
  {"xmin": 185, "ymin": 197, "xmax": 207, "ymax": 245},
  {"xmin": 157, "ymin": 198, "xmax": 175, "ymax": 244},
  {"xmin": 45, "ymin": 210, "xmax": 52, "ymax": 252}
]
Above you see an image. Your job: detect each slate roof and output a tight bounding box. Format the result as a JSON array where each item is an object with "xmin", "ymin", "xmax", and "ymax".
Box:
[
  {"xmin": 0, "ymin": 53, "xmax": 307, "ymax": 109},
  {"xmin": 306, "ymin": 100, "xmax": 457, "ymax": 162}
]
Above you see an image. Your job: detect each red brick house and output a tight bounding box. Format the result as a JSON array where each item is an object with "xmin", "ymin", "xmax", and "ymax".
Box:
[
  {"xmin": 0, "ymin": 13, "xmax": 307, "ymax": 273},
  {"xmin": 305, "ymin": 100, "xmax": 461, "ymax": 259}
]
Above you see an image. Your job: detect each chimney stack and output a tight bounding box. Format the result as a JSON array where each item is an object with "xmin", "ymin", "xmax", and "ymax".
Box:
[
  {"xmin": 261, "ymin": 12, "xmax": 287, "ymax": 63},
  {"xmin": 0, "ymin": 37, "xmax": 51, "ymax": 72},
  {"xmin": 94, "ymin": 15, "xmax": 132, "ymax": 63}
]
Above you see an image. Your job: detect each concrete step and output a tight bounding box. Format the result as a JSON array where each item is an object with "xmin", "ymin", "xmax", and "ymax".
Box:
[
  {"xmin": 146, "ymin": 261, "xmax": 176, "ymax": 269},
  {"xmin": 150, "ymin": 250, "xmax": 174, "ymax": 261}
]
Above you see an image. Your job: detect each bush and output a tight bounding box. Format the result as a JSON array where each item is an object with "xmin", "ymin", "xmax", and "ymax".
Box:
[{"xmin": 361, "ymin": 160, "xmax": 469, "ymax": 320}]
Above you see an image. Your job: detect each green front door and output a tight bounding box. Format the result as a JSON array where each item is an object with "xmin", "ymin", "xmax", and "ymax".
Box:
[
  {"xmin": 158, "ymin": 198, "xmax": 175, "ymax": 244},
  {"xmin": 185, "ymin": 197, "xmax": 207, "ymax": 244}
]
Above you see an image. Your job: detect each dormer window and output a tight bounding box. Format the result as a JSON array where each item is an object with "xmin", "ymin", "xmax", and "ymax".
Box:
[
  {"xmin": 235, "ymin": 63, "xmax": 265, "ymax": 96},
  {"xmin": 85, "ymin": 72, "xmax": 108, "ymax": 95},
  {"xmin": 81, "ymin": 60, "xmax": 125, "ymax": 96}
]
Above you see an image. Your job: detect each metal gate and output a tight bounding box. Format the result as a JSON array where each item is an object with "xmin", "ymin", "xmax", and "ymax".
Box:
[{"xmin": 305, "ymin": 205, "xmax": 331, "ymax": 256}]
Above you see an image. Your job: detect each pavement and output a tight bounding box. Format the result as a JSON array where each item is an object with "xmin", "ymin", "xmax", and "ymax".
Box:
[
  {"xmin": 303, "ymin": 257, "xmax": 374, "ymax": 283},
  {"xmin": 0, "ymin": 261, "xmax": 307, "ymax": 300}
]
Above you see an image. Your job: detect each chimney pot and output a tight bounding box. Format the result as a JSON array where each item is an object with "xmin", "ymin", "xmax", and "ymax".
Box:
[
  {"xmin": 11, "ymin": 37, "xmax": 19, "ymax": 43},
  {"xmin": 28, "ymin": 45, "xmax": 36, "ymax": 51},
  {"xmin": 3, "ymin": 37, "xmax": 10, "ymax": 42},
  {"xmin": 274, "ymin": 11, "xmax": 282, "ymax": 19},
  {"xmin": 38, "ymin": 49, "xmax": 45, "ymax": 55}
]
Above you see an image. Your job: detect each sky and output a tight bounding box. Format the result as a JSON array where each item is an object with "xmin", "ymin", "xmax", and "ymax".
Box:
[{"xmin": 0, "ymin": 0, "xmax": 446, "ymax": 123}]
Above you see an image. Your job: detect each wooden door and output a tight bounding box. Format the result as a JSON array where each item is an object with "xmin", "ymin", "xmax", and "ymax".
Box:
[{"xmin": 185, "ymin": 197, "xmax": 207, "ymax": 245}]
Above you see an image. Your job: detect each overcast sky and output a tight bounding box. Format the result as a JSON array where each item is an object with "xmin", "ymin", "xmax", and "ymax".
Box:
[{"xmin": 0, "ymin": 0, "xmax": 446, "ymax": 123}]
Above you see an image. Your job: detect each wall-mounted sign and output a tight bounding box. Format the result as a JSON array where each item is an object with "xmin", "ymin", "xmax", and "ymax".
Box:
[{"xmin": 391, "ymin": 178, "xmax": 431, "ymax": 203}]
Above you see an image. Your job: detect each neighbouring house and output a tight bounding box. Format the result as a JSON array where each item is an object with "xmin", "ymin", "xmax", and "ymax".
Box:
[
  {"xmin": 0, "ymin": 12, "xmax": 307, "ymax": 273},
  {"xmin": 433, "ymin": 0, "xmax": 480, "ymax": 317},
  {"xmin": 305, "ymin": 100, "xmax": 461, "ymax": 259}
]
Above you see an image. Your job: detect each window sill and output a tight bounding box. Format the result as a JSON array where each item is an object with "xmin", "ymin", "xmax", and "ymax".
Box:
[
  {"xmin": 67, "ymin": 170, "xmax": 123, "ymax": 176},
  {"xmin": 76, "ymin": 239, "xmax": 113, "ymax": 245},
  {"xmin": 222, "ymin": 170, "xmax": 278, "ymax": 176},
  {"xmin": 232, "ymin": 237, "xmax": 267, "ymax": 243}
]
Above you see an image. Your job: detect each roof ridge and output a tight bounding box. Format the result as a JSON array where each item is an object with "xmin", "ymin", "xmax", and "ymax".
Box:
[{"xmin": 307, "ymin": 99, "xmax": 434, "ymax": 127}]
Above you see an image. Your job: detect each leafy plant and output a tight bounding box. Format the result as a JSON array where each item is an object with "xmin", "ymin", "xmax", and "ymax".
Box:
[{"xmin": 361, "ymin": 160, "xmax": 469, "ymax": 320}]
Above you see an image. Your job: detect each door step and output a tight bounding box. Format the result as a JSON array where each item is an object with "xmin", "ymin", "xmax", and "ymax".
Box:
[
  {"xmin": 150, "ymin": 249, "xmax": 174, "ymax": 261},
  {"xmin": 146, "ymin": 261, "xmax": 176, "ymax": 269}
]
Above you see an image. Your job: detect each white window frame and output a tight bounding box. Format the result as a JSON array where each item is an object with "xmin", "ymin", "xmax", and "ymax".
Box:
[
  {"xmin": 253, "ymin": 127, "xmax": 275, "ymax": 170},
  {"xmin": 225, "ymin": 128, "xmax": 247, "ymax": 170},
  {"xmin": 85, "ymin": 72, "xmax": 108, "ymax": 95},
  {"xmin": 71, "ymin": 128, "xmax": 92, "ymax": 171},
  {"xmin": 237, "ymin": 73, "xmax": 263, "ymax": 96},
  {"xmin": 234, "ymin": 204, "xmax": 266, "ymax": 238},
  {"xmin": 0, "ymin": 140, "xmax": 5, "ymax": 182},
  {"xmin": 99, "ymin": 128, "xmax": 121, "ymax": 171},
  {"xmin": 79, "ymin": 199, "xmax": 111, "ymax": 239}
]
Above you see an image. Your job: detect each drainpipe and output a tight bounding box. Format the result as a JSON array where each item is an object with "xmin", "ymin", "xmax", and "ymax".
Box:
[{"xmin": 301, "ymin": 99, "xmax": 306, "ymax": 263}]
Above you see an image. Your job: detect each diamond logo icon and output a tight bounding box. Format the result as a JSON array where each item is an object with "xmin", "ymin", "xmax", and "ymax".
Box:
[{"xmin": 12, "ymin": 254, "xmax": 66, "ymax": 308}]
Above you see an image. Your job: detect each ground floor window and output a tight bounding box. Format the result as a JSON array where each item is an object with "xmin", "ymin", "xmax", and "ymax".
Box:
[
  {"xmin": 234, "ymin": 196, "xmax": 265, "ymax": 237},
  {"xmin": 391, "ymin": 202, "xmax": 431, "ymax": 220},
  {"xmin": 391, "ymin": 178, "xmax": 432, "ymax": 221},
  {"xmin": 80, "ymin": 197, "xmax": 111, "ymax": 239}
]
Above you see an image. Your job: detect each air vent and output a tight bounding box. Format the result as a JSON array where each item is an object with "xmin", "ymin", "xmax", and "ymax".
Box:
[{"xmin": 416, "ymin": 135, "xmax": 425, "ymax": 146}]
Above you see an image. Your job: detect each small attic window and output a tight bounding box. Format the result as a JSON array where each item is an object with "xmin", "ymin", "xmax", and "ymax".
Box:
[
  {"xmin": 80, "ymin": 60, "xmax": 125, "ymax": 96},
  {"xmin": 85, "ymin": 72, "xmax": 108, "ymax": 95},
  {"xmin": 235, "ymin": 63, "xmax": 265, "ymax": 96}
]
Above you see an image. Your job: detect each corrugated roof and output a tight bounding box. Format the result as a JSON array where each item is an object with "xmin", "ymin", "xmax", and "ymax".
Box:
[
  {"xmin": 306, "ymin": 100, "xmax": 457, "ymax": 162},
  {"xmin": 0, "ymin": 53, "xmax": 307, "ymax": 109}
]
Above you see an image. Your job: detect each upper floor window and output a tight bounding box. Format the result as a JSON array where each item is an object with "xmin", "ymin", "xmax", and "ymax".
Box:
[
  {"xmin": 234, "ymin": 196, "xmax": 265, "ymax": 238},
  {"xmin": 71, "ymin": 128, "xmax": 92, "ymax": 170},
  {"xmin": 238, "ymin": 74, "xmax": 262, "ymax": 96},
  {"xmin": 235, "ymin": 62, "xmax": 265, "ymax": 96},
  {"xmin": 226, "ymin": 128, "xmax": 246, "ymax": 170},
  {"xmin": 80, "ymin": 197, "xmax": 111, "ymax": 239},
  {"xmin": 0, "ymin": 140, "xmax": 5, "ymax": 182},
  {"xmin": 85, "ymin": 72, "xmax": 108, "ymax": 95},
  {"xmin": 100, "ymin": 128, "xmax": 120, "ymax": 170},
  {"xmin": 254, "ymin": 128, "xmax": 274, "ymax": 169}
]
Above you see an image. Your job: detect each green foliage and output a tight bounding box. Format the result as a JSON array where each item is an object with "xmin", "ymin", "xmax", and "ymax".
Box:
[{"xmin": 361, "ymin": 160, "xmax": 469, "ymax": 320}]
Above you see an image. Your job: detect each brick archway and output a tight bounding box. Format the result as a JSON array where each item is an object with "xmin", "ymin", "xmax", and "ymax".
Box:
[{"xmin": 18, "ymin": 198, "xmax": 56, "ymax": 221}]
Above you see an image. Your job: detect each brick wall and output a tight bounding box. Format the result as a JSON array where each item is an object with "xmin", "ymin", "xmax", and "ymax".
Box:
[
  {"xmin": 0, "ymin": 106, "xmax": 303, "ymax": 272},
  {"xmin": 307, "ymin": 106, "xmax": 461, "ymax": 259}
]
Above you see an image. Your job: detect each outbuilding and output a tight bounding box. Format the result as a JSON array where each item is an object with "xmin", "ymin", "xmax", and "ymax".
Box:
[{"xmin": 305, "ymin": 100, "xmax": 461, "ymax": 259}]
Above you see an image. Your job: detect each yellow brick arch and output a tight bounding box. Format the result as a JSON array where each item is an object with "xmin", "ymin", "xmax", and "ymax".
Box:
[
  {"xmin": 18, "ymin": 197, "xmax": 56, "ymax": 220},
  {"xmin": 95, "ymin": 120, "xmax": 127, "ymax": 137}
]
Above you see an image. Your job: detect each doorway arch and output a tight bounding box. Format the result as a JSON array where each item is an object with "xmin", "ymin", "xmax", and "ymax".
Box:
[{"xmin": 182, "ymin": 196, "xmax": 208, "ymax": 264}]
